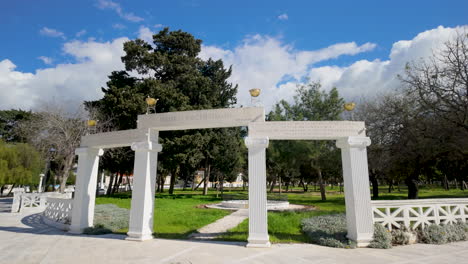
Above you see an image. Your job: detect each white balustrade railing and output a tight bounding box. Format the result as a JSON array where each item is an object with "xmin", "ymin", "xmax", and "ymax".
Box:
[
  {"xmin": 372, "ymin": 198, "xmax": 468, "ymax": 230},
  {"xmin": 12, "ymin": 192, "xmax": 72, "ymax": 213},
  {"xmin": 43, "ymin": 197, "xmax": 73, "ymax": 226}
]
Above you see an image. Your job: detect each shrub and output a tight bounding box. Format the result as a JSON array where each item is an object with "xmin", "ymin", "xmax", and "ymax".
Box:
[
  {"xmin": 301, "ymin": 214, "xmax": 356, "ymax": 248},
  {"xmin": 391, "ymin": 226, "xmax": 416, "ymax": 245},
  {"xmin": 419, "ymin": 222, "xmax": 468, "ymax": 244},
  {"xmin": 91, "ymin": 204, "xmax": 129, "ymax": 233},
  {"xmin": 369, "ymin": 223, "xmax": 392, "ymax": 249}
]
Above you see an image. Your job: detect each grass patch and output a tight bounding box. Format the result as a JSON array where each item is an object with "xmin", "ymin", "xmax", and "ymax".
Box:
[{"xmin": 95, "ymin": 192, "xmax": 230, "ymax": 239}]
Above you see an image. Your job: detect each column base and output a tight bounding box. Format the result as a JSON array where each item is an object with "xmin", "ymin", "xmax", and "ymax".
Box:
[
  {"xmin": 347, "ymin": 234, "xmax": 373, "ymax": 248},
  {"xmin": 68, "ymin": 226, "xmax": 84, "ymax": 234},
  {"xmin": 247, "ymin": 234, "xmax": 271, "ymax": 248},
  {"xmin": 126, "ymin": 232, "xmax": 154, "ymax": 241}
]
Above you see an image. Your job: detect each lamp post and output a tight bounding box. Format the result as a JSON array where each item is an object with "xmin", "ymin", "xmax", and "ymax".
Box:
[
  {"xmin": 249, "ymin": 88, "xmax": 261, "ymax": 106},
  {"xmin": 146, "ymin": 96, "xmax": 158, "ymax": 114},
  {"xmin": 344, "ymin": 102, "xmax": 356, "ymax": 120}
]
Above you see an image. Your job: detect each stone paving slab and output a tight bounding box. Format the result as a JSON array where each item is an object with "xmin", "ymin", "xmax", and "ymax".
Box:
[{"xmin": 1, "ymin": 211, "xmax": 468, "ymax": 264}]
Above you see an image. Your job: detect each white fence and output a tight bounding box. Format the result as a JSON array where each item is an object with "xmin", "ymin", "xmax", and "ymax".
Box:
[
  {"xmin": 11, "ymin": 192, "xmax": 72, "ymax": 213},
  {"xmin": 42, "ymin": 198, "xmax": 73, "ymax": 231},
  {"xmin": 372, "ymin": 198, "xmax": 468, "ymax": 230}
]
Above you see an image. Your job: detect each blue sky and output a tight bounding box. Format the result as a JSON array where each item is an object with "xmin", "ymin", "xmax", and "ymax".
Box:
[{"xmin": 1, "ymin": 0, "xmax": 467, "ymax": 110}]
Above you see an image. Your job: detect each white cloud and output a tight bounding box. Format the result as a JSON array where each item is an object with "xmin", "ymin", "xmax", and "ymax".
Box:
[
  {"xmin": 37, "ymin": 56, "xmax": 53, "ymax": 65},
  {"xmin": 307, "ymin": 25, "xmax": 467, "ymax": 101},
  {"xmin": 0, "ymin": 38, "xmax": 128, "ymax": 110},
  {"xmin": 96, "ymin": 0, "xmax": 143, "ymax": 22},
  {"xmin": 278, "ymin": 14, "xmax": 288, "ymax": 21},
  {"xmin": 199, "ymin": 35, "xmax": 376, "ymax": 108},
  {"xmin": 154, "ymin": 24, "xmax": 164, "ymax": 28},
  {"xmin": 113, "ymin": 23, "xmax": 126, "ymax": 29},
  {"xmin": 75, "ymin": 30, "xmax": 87, "ymax": 37},
  {"xmin": 2, "ymin": 26, "xmax": 465, "ymax": 112},
  {"xmin": 39, "ymin": 27, "xmax": 66, "ymax": 39},
  {"xmin": 138, "ymin": 26, "xmax": 154, "ymax": 44}
]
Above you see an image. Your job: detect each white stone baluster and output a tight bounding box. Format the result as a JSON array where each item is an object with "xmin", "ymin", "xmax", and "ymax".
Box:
[
  {"xmin": 336, "ymin": 136, "xmax": 373, "ymax": 247},
  {"xmin": 245, "ymin": 137, "xmax": 270, "ymax": 248},
  {"xmin": 69, "ymin": 147, "xmax": 104, "ymax": 234},
  {"xmin": 126, "ymin": 140, "xmax": 162, "ymax": 241}
]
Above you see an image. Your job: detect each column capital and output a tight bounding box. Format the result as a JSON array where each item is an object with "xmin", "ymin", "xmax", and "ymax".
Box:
[
  {"xmin": 75, "ymin": 147, "xmax": 104, "ymax": 156},
  {"xmin": 131, "ymin": 141, "xmax": 163, "ymax": 152},
  {"xmin": 245, "ymin": 137, "xmax": 269, "ymax": 149},
  {"xmin": 336, "ymin": 137, "xmax": 371, "ymax": 149}
]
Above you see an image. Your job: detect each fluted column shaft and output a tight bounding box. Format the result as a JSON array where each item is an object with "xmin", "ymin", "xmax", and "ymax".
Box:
[
  {"xmin": 245, "ymin": 137, "xmax": 270, "ymax": 248},
  {"xmin": 126, "ymin": 140, "xmax": 162, "ymax": 241},
  {"xmin": 336, "ymin": 136, "xmax": 374, "ymax": 247},
  {"xmin": 69, "ymin": 147, "xmax": 104, "ymax": 234}
]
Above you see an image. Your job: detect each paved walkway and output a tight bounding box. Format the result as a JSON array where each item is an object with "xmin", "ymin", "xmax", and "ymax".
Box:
[
  {"xmin": 1, "ymin": 210, "xmax": 468, "ymax": 264},
  {"xmin": 189, "ymin": 209, "xmax": 248, "ymax": 240}
]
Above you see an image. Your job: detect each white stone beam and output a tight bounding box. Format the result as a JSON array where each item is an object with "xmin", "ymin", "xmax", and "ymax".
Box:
[
  {"xmin": 249, "ymin": 121, "xmax": 366, "ymax": 140},
  {"xmin": 137, "ymin": 107, "xmax": 265, "ymax": 130},
  {"xmin": 69, "ymin": 147, "xmax": 104, "ymax": 234},
  {"xmin": 126, "ymin": 140, "xmax": 162, "ymax": 241},
  {"xmin": 336, "ymin": 137, "xmax": 374, "ymax": 247},
  {"xmin": 245, "ymin": 137, "xmax": 270, "ymax": 248},
  {"xmin": 80, "ymin": 129, "xmax": 157, "ymax": 148}
]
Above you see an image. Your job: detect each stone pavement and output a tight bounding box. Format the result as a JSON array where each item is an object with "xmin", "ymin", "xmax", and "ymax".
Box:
[
  {"xmin": 189, "ymin": 209, "xmax": 248, "ymax": 240},
  {"xmin": 1, "ymin": 210, "xmax": 468, "ymax": 264}
]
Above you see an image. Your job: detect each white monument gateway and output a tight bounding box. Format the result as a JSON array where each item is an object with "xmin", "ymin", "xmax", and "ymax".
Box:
[{"xmin": 69, "ymin": 106, "xmax": 373, "ymax": 247}]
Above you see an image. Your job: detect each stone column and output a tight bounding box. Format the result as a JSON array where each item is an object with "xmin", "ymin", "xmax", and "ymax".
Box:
[
  {"xmin": 245, "ymin": 137, "xmax": 270, "ymax": 248},
  {"xmin": 336, "ymin": 136, "xmax": 374, "ymax": 247},
  {"xmin": 69, "ymin": 147, "xmax": 104, "ymax": 234},
  {"xmin": 38, "ymin": 173, "xmax": 45, "ymax": 193},
  {"xmin": 126, "ymin": 140, "xmax": 162, "ymax": 241}
]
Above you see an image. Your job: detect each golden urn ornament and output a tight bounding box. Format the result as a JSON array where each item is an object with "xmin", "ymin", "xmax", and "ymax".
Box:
[
  {"xmin": 145, "ymin": 97, "xmax": 158, "ymax": 106},
  {"xmin": 249, "ymin": 88, "xmax": 261, "ymax": 97},
  {"xmin": 344, "ymin": 102, "xmax": 356, "ymax": 111},
  {"xmin": 87, "ymin": 120, "xmax": 97, "ymax": 127}
]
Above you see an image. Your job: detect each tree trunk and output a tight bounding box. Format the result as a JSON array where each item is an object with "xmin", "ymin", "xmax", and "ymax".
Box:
[
  {"xmin": 443, "ymin": 175, "xmax": 450, "ymax": 191},
  {"xmin": 126, "ymin": 175, "xmax": 132, "ymax": 192},
  {"xmin": 462, "ymin": 181, "xmax": 467, "ymax": 191},
  {"xmin": 59, "ymin": 154, "xmax": 75, "ymax": 193},
  {"xmin": 388, "ymin": 180, "xmax": 393, "ymax": 193},
  {"xmin": 406, "ymin": 168, "xmax": 419, "ymax": 199},
  {"xmin": 316, "ymin": 168, "xmax": 326, "ymax": 201},
  {"xmin": 112, "ymin": 174, "xmax": 121, "ymax": 194},
  {"xmin": 269, "ymin": 177, "xmax": 276, "ymax": 192},
  {"xmin": 159, "ymin": 174, "xmax": 164, "ymax": 193},
  {"xmin": 7, "ymin": 183, "xmax": 15, "ymax": 196},
  {"xmin": 106, "ymin": 174, "xmax": 114, "ymax": 196},
  {"xmin": 169, "ymin": 170, "xmax": 177, "ymax": 195},
  {"xmin": 278, "ymin": 176, "xmax": 282, "ymax": 195},
  {"xmin": 203, "ymin": 164, "xmax": 211, "ymax": 195},
  {"xmin": 369, "ymin": 170, "xmax": 379, "ymax": 199}
]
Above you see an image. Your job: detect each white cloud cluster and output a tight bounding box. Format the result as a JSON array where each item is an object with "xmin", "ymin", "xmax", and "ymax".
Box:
[
  {"xmin": 96, "ymin": 0, "xmax": 143, "ymax": 22},
  {"xmin": 278, "ymin": 14, "xmax": 288, "ymax": 21},
  {"xmin": 39, "ymin": 27, "xmax": 66, "ymax": 39},
  {"xmin": 199, "ymin": 35, "xmax": 376, "ymax": 107},
  {"xmin": 0, "ymin": 38, "xmax": 128, "ymax": 110},
  {"xmin": 1, "ymin": 26, "xmax": 464, "ymax": 112},
  {"xmin": 75, "ymin": 30, "xmax": 87, "ymax": 37}
]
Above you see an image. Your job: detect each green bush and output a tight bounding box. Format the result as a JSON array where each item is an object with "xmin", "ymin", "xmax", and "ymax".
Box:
[
  {"xmin": 92, "ymin": 203, "xmax": 129, "ymax": 233},
  {"xmin": 369, "ymin": 224, "xmax": 392, "ymax": 249},
  {"xmin": 301, "ymin": 214, "xmax": 356, "ymax": 248},
  {"xmin": 419, "ymin": 222, "xmax": 468, "ymax": 244},
  {"xmin": 391, "ymin": 226, "xmax": 415, "ymax": 245}
]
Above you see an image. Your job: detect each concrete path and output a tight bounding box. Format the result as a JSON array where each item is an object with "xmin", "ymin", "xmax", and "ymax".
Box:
[
  {"xmin": 189, "ymin": 209, "xmax": 248, "ymax": 240},
  {"xmin": 1, "ymin": 211, "xmax": 468, "ymax": 264}
]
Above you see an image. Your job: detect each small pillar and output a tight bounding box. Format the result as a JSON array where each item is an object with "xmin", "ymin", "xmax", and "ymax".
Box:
[
  {"xmin": 336, "ymin": 136, "xmax": 374, "ymax": 247},
  {"xmin": 245, "ymin": 137, "xmax": 270, "ymax": 248},
  {"xmin": 126, "ymin": 140, "xmax": 162, "ymax": 241},
  {"xmin": 69, "ymin": 147, "xmax": 104, "ymax": 234},
  {"xmin": 38, "ymin": 173, "xmax": 45, "ymax": 193}
]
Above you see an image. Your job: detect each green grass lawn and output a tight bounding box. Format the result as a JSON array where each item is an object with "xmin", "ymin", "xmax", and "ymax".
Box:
[
  {"xmin": 96, "ymin": 186, "xmax": 467, "ymax": 243},
  {"xmin": 96, "ymin": 191, "xmax": 231, "ymax": 239}
]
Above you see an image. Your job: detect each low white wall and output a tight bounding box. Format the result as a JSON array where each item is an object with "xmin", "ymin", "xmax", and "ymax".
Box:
[
  {"xmin": 42, "ymin": 197, "xmax": 73, "ymax": 231},
  {"xmin": 12, "ymin": 192, "xmax": 72, "ymax": 213},
  {"xmin": 372, "ymin": 198, "xmax": 468, "ymax": 230}
]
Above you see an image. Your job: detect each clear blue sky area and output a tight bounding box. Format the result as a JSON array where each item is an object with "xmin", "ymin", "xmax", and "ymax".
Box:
[{"xmin": 1, "ymin": 0, "xmax": 467, "ymax": 72}]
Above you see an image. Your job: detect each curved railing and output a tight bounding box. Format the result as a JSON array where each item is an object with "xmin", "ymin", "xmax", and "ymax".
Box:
[{"xmin": 42, "ymin": 197, "xmax": 73, "ymax": 231}]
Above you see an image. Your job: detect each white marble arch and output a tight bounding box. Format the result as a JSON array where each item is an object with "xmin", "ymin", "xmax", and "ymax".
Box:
[{"xmin": 71, "ymin": 107, "xmax": 373, "ymax": 247}]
